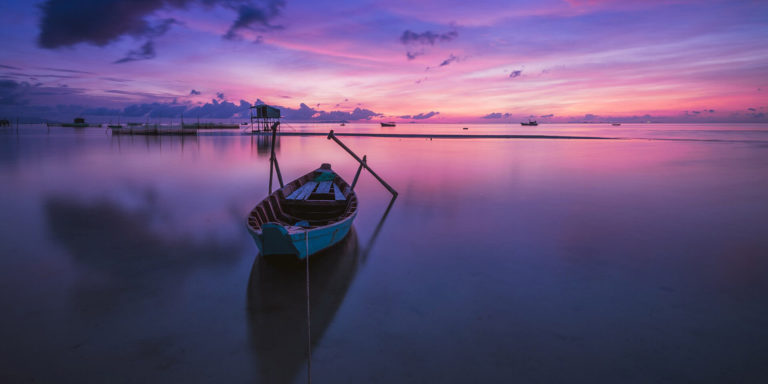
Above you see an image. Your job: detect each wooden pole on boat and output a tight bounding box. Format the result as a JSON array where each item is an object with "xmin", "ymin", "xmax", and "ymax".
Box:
[
  {"xmin": 351, "ymin": 155, "xmax": 366, "ymax": 190},
  {"xmin": 327, "ymin": 130, "xmax": 398, "ymax": 197}
]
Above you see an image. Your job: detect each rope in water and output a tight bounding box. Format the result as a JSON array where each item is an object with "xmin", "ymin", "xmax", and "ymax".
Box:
[{"xmin": 305, "ymin": 230, "xmax": 312, "ymax": 384}]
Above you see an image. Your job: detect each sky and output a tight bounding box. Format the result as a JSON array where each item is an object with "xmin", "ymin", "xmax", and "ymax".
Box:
[{"xmin": 0, "ymin": 0, "xmax": 767, "ymax": 123}]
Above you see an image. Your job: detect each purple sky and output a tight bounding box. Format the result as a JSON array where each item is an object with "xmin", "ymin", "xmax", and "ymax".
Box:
[{"xmin": 1, "ymin": 0, "xmax": 766, "ymax": 122}]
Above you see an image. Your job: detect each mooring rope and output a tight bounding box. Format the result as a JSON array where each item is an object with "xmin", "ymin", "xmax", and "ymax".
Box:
[{"xmin": 305, "ymin": 229, "xmax": 312, "ymax": 384}]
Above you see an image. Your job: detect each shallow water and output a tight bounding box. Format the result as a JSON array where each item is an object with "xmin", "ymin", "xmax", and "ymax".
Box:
[{"xmin": 1, "ymin": 124, "xmax": 767, "ymax": 383}]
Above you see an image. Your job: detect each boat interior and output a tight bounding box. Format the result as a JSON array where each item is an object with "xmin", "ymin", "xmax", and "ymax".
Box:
[{"xmin": 247, "ymin": 166, "xmax": 357, "ymax": 231}]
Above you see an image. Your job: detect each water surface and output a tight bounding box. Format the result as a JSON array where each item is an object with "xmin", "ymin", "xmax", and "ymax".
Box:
[{"xmin": 1, "ymin": 124, "xmax": 767, "ymax": 383}]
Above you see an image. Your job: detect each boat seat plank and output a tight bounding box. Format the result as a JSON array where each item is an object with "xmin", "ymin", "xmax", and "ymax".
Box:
[
  {"xmin": 287, "ymin": 181, "xmax": 317, "ymax": 200},
  {"xmin": 333, "ymin": 183, "xmax": 345, "ymax": 201},
  {"xmin": 297, "ymin": 181, "xmax": 318, "ymax": 200},
  {"xmin": 316, "ymin": 180, "xmax": 332, "ymax": 194},
  {"xmin": 285, "ymin": 183, "xmax": 311, "ymax": 200}
]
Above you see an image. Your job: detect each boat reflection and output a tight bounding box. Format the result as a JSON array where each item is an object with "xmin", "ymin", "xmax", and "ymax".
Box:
[{"xmin": 246, "ymin": 228, "xmax": 360, "ymax": 384}]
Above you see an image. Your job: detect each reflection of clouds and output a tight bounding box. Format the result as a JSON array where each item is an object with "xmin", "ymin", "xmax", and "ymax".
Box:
[
  {"xmin": 45, "ymin": 195, "xmax": 245, "ymax": 315},
  {"xmin": 247, "ymin": 229, "xmax": 359, "ymax": 384}
]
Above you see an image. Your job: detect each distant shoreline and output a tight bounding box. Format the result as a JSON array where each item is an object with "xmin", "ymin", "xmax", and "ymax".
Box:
[{"xmin": 251, "ymin": 131, "xmax": 618, "ymax": 140}]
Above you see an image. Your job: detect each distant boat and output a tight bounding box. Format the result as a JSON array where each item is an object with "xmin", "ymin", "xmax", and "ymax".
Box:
[
  {"xmin": 462, "ymin": 127, "xmax": 469, "ymax": 130},
  {"xmin": 380, "ymin": 122, "xmax": 396, "ymax": 127},
  {"xmin": 340, "ymin": 122, "xmax": 346, "ymax": 126},
  {"xmin": 612, "ymin": 123, "xmax": 621, "ymax": 126},
  {"xmin": 247, "ymin": 163, "xmax": 357, "ymax": 260},
  {"xmin": 61, "ymin": 117, "xmax": 90, "ymax": 128},
  {"xmin": 520, "ymin": 120, "xmax": 538, "ymax": 126}
]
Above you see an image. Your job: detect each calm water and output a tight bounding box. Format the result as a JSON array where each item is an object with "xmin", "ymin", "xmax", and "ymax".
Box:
[{"xmin": 1, "ymin": 123, "xmax": 767, "ymax": 383}]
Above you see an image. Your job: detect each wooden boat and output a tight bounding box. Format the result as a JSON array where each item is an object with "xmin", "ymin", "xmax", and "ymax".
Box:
[
  {"xmin": 520, "ymin": 120, "xmax": 538, "ymax": 126},
  {"xmin": 247, "ymin": 163, "xmax": 358, "ymax": 259},
  {"xmin": 380, "ymin": 122, "xmax": 396, "ymax": 127}
]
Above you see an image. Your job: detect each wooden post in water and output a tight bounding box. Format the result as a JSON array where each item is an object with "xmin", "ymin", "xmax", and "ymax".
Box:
[
  {"xmin": 268, "ymin": 122, "xmax": 284, "ymax": 193},
  {"xmin": 249, "ymin": 106, "xmax": 254, "ymax": 133},
  {"xmin": 327, "ymin": 130, "xmax": 398, "ymax": 197}
]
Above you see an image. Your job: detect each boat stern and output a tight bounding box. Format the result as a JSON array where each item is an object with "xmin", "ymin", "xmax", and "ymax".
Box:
[{"xmin": 252, "ymin": 223, "xmax": 302, "ymax": 258}]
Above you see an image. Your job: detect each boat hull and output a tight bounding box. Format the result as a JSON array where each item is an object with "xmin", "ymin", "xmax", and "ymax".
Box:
[{"xmin": 250, "ymin": 213, "xmax": 356, "ymax": 259}]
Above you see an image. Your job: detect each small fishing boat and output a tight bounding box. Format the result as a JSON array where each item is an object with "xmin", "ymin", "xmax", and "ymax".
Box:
[
  {"xmin": 380, "ymin": 122, "xmax": 396, "ymax": 127},
  {"xmin": 108, "ymin": 119, "xmax": 123, "ymax": 129},
  {"xmin": 612, "ymin": 123, "xmax": 621, "ymax": 126},
  {"xmin": 247, "ymin": 163, "xmax": 358, "ymax": 259},
  {"xmin": 61, "ymin": 117, "xmax": 90, "ymax": 128},
  {"xmin": 520, "ymin": 120, "xmax": 538, "ymax": 126}
]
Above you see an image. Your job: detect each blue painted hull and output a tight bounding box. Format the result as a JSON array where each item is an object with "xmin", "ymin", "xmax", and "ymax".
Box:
[{"xmin": 249, "ymin": 212, "xmax": 356, "ymax": 259}]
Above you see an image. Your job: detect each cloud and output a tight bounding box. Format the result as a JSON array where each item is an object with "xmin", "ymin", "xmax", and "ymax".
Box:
[
  {"xmin": 1, "ymin": 91, "xmax": 383, "ymax": 122},
  {"xmin": 0, "ymin": 80, "xmax": 89, "ymax": 106},
  {"xmin": 400, "ymin": 30, "xmax": 458, "ymax": 46},
  {"xmin": 37, "ymin": 0, "xmax": 284, "ymax": 58},
  {"xmin": 223, "ymin": 1, "xmax": 285, "ymax": 40},
  {"xmin": 540, "ymin": 114, "xmax": 554, "ymax": 118},
  {"xmin": 254, "ymin": 100, "xmax": 380, "ymax": 121},
  {"xmin": 81, "ymin": 107, "xmax": 122, "ymax": 115},
  {"xmin": 399, "ymin": 111, "xmax": 439, "ymax": 120},
  {"xmin": 37, "ymin": 67, "xmax": 94, "ymax": 74},
  {"xmin": 439, "ymin": 54, "xmax": 459, "ymax": 67},
  {"xmin": 216, "ymin": 92, "xmax": 226, "ymax": 100},
  {"xmin": 509, "ymin": 70, "xmax": 523, "ymax": 78},
  {"xmin": 37, "ymin": 0, "xmax": 180, "ymax": 48},
  {"xmin": 406, "ymin": 51, "xmax": 424, "ymax": 60},
  {"xmin": 114, "ymin": 41, "xmax": 156, "ymax": 63},
  {"xmin": 190, "ymin": 89, "xmax": 202, "ymax": 95},
  {"xmin": 2, "ymin": 71, "xmax": 81, "ymax": 80},
  {"xmin": 482, "ymin": 112, "xmax": 511, "ymax": 119},
  {"xmin": 185, "ymin": 99, "xmax": 250, "ymax": 118},
  {"xmin": 0, "ymin": 64, "xmax": 21, "ymax": 70},
  {"xmin": 124, "ymin": 102, "xmax": 189, "ymax": 118},
  {"xmin": 686, "ymin": 109, "xmax": 715, "ymax": 115},
  {"xmin": 0, "ymin": 80, "xmax": 25, "ymax": 105},
  {"xmin": 748, "ymin": 107, "xmax": 757, "ymax": 112},
  {"xmin": 400, "ymin": 28, "xmax": 458, "ymax": 60}
]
